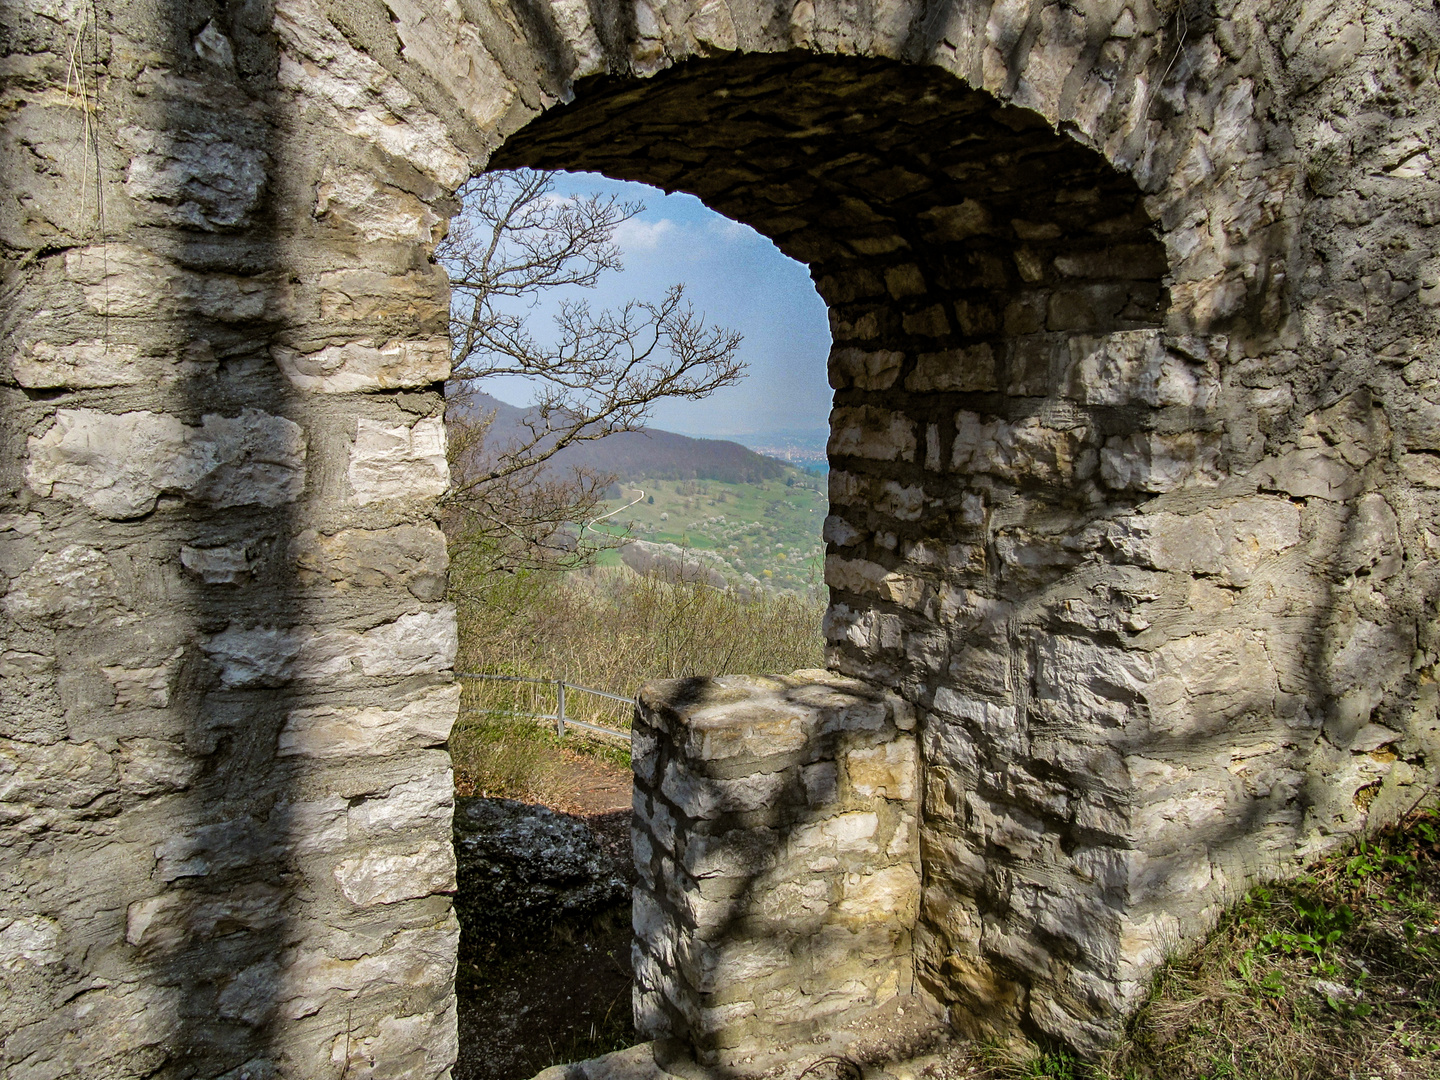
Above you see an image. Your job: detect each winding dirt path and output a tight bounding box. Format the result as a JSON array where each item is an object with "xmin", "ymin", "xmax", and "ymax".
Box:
[{"xmin": 542, "ymin": 749, "xmax": 632, "ymax": 817}]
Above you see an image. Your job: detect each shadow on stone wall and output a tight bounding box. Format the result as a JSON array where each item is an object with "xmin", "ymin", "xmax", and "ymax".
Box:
[
  {"xmin": 487, "ymin": 34, "xmax": 1438, "ymax": 1060},
  {"xmin": 630, "ymin": 672, "xmax": 921, "ymax": 1076},
  {"xmin": 125, "ymin": 1, "xmax": 304, "ymax": 1074},
  {"xmin": 6, "ymin": 0, "xmax": 1437, "ymax": 1073},
  {"xmin": 2, "ymin": 0, "xmax": 458, "ymax": 1073}
]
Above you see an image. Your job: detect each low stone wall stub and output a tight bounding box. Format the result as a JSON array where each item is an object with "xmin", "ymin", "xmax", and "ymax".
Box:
[{"xmin": 630, "ymin": 670, "xmax": 922, "ymax": 1073}]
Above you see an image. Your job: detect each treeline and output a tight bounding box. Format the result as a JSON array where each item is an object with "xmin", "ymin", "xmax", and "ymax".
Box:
[
  {"xmin": 452, "ymin": 391, "xmax": 786, "ymax": 485},
  {"xmin": 551, "ymin": 428, "xmax": 786, "ymax": 483}
]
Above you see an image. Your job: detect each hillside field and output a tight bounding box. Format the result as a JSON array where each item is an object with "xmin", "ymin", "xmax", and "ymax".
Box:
[{"xmin": 586, "ymin": 469, "xmax": 826, "ymax": 594}]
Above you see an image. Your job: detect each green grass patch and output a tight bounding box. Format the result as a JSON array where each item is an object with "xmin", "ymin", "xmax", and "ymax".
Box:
[
  {"xmin": 984, "ymin": 805, "xmax": 1440, "ymax": 1080},
  {"xmin": 588, "ymin": 471, "xmax": 826, "ymax": 594},
  {"xmin": 450, "ymin": 712, "xmax": 629, "ymax": 802}
]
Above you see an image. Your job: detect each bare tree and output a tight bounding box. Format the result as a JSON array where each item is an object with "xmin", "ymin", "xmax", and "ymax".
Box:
[{"xmin": 438, "ymin": 169, "xmax": 746, "ymax": 589}]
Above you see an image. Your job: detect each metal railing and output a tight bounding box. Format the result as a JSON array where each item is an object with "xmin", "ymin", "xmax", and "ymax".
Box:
[{"xmin": 456, "ymin": 672, "xmax": 634, "ymax": 744}]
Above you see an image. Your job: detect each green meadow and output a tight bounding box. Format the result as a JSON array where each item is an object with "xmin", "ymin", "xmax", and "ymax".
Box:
[{"xmin": 586, "ymin": 469, "xmax": 827, "ymax": 594}]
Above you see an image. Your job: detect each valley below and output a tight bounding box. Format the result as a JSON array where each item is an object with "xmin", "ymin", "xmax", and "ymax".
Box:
[{"xmin": 587, "ymin": 471, "xmax": 827, "ymax": 596}]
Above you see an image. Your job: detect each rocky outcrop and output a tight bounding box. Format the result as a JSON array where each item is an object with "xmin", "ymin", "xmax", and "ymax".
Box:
[
  {"xmin": 453, "ymin": 798, "xmax": 630, "ymax": 947},
  {"xmin": 618, "ymin": 540, "xmax": 733, "ymax": 590}
]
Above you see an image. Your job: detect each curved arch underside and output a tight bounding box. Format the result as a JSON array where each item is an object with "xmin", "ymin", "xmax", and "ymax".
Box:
[
  {"xmin": 482, "ymin": 43, "xmax": 1433, "ymax": 1060},
  {"xmin": 491, "ymin": 52, "xmax": 1193, "ymax": 1055},
  {"xmin": 495, "ymin": 53, "xmax": 1166, "ymax": 377}
]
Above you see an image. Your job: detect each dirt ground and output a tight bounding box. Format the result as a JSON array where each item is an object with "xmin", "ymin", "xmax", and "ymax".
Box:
[
  {"xmin": 454, "ymin": 754, "xmax": 637, "ymax": 1080},
  {"xmin": 539, "ymin": 752, "xmax": 635, "ymax": 818}
]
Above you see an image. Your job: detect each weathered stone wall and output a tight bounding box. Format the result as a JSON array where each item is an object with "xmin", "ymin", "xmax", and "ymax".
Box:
[
  {"xmin": 3, "ymin": 0, "xmax": 1438, "ymax": 1075},
  {"xmin": 0, "ymin": 1, "xmax": 462, "ymax": 1076},
  {"xmin": 631, "ymin": 672, "xmax": 919, "ymax": 1070}
]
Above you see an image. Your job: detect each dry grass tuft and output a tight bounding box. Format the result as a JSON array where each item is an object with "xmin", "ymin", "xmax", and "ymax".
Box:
[
  {"xmin": 450, "ymin": 715, "xmax": 566, "ymax": 803},
  {"xmin": 451, "ymin": 566, "xmax": 825, "ymax": 801},
  {"xmin": 1108, "ymin": 807, "xmax": 1440, "ymax": 1080}
]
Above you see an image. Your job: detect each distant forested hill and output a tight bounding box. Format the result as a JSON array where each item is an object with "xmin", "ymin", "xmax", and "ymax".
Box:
[{"xmin": 455, "ymin": 391, "xmax": 787, "ymax": 484}]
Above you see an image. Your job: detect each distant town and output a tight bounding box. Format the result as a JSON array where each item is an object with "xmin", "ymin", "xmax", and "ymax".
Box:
[{"xmin": 696, "ymin": 427, "xmax": 830, "ymax": 472}]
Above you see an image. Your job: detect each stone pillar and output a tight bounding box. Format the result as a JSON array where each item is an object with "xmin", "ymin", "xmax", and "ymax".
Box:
[{"xmin": 630, "ymin": 672, "xmax": 921, "ymax": 1074}]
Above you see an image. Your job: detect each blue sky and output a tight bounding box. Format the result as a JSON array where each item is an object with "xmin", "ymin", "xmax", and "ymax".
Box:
[{"xmin": 473, "ymin": 171, "xmax": 833, "ymax": 438}]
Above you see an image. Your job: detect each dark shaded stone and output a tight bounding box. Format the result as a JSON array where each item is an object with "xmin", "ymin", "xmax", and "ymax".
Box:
[{"xmin": 453, "ymin": 797, "xmax": 630, "ymax": 948}]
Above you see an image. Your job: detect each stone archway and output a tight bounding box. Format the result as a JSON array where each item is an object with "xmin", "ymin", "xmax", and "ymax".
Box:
[
  {"xmin": 1, "ymin": 0, "xmax": 1436, "ymax": 1077},
  {"xmin": 489, "ymin": 51, "xmax": 1181, "ymax": 1055}
]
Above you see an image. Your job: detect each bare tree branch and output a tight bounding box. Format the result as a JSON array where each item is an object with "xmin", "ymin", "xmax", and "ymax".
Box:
[{"xmin": 437, "ymin": 169, "xmax": 746, "ymax": 586}]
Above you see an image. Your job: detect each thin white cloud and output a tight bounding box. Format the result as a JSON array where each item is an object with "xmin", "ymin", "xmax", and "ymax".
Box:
[
  {"xmin": 614, "ymin": 217, "xmax": 677, "ymax": 251},
  {"xmin": 708, "ymin": 218, "xmax": 753, "ymax": 242}
]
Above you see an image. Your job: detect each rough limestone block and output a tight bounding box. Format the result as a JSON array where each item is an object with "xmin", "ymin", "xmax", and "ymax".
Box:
[
  {"xmin": 659, "ymin": 756, "xmax": 792, "ymax": 819},
  {"xmin": 278, "ymin": 920, "xmax": 459, "ymax": 1023},
  {"xmin": 1254, "ymin": 446, "xmax": 1362, "ymax": 501},
  {"xmin": 63, "ymin": 244, "xmax": 273, "ymax": 321},
  {"xmin": 3, "ymin": 545, "xmax": 126, "ymax": 627},
  {"xmin": 314, "ymin": 166, "xmax": 444, "ymax": 243},
  {"xmin": 124, "ymin": 882, "xmax": 287, "ymax": 954},
  {"xmin": 119, "ymin": 124, "xmax": 269, "ymax": 230},
  {"xmin": 278, "ymin": 684, "xmax": 459, "ymax": 758},
  {"xmin": 180, "ymin": 543, "xmax": 253, "ymax": 584},
  {"xmin": 273, "ymin": 338, "xmax": 450, "ymax": 393},
  {"xmin": 356, "ymin": 609, "xmax": 459, "ymax": 677},
  {"xmin": 349, "ymin": 771, "xmax": 454, "ymax": 838},
  {"xmin": 951, "ymin": 411, "xmax": 1087, "ymax": 485},
  {"xmin": 846, "ymin": 740, "xmax": 918, "ymax": 800},
  {"xmin": 11, "ymin": 340, "xmax": 145, "ymax": 389},
  {"xmin": 27, "ymin": 408, "xmax": 306, "ymax": 519},
  {"xmin": 348, "ymin": 417, "xmax": 449, "ymax": 505},
  {"xmin": 290, "ymin": 523, "xmax": 449, "ymax": 599},
  {"xmin": 1099, "ymin": 431, "xmax": 1221, "ymax": 492},
  {"xmin": 317, "ymin": 266, "xmax": 449, "ymax": 327},
  {"xmin": 1103, "ymin": 498, "xmax": 1301, "ymax": 586},
  {"xmin": 103, "ymin": 650, "xmax": 184, "ymax": 708},
  {"xmin": 202, "ymin": 608, "xmax": 456, "ymax": 686},
  {"xmin": 1064, "ymin": 330, "xmax": 1219, "ymax": 408},
  {"xmin": 905, "ymin": 344, "xmax": 998, "ymax": 392},
  {"xmin": 273, "ymin": 0, "xmax": 471, "ymax": 187},
  {"xmin": 333, "ymin": 841, "xmax": 456, "ymax": 906},
  {"xmin": 828, "ymin": 405, "xmax": 917, "ymax": 461},
  {"xmin": 828, "ymin": 346, "xmax": 904, "ymax": 389}
]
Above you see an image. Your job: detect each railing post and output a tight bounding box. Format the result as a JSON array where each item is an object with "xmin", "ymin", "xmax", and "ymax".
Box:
[{"xmin": 455, "ymin": 672, "xmax": 632, "ymax": 743}]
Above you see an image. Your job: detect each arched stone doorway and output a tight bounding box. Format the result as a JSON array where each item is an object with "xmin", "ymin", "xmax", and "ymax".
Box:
[
  {"xmin": 489, "ymin": 50, "xmax": 1178, "ymax": 1056},
  {"xmin": 1, "ymin": 0, "xmax": 1434, "ymax": 1077}
]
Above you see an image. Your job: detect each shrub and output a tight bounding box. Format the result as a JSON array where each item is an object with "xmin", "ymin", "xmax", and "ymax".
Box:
[{"xmin": 452, "ymin": 567, "xmax": 825, "ymax": 798}]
